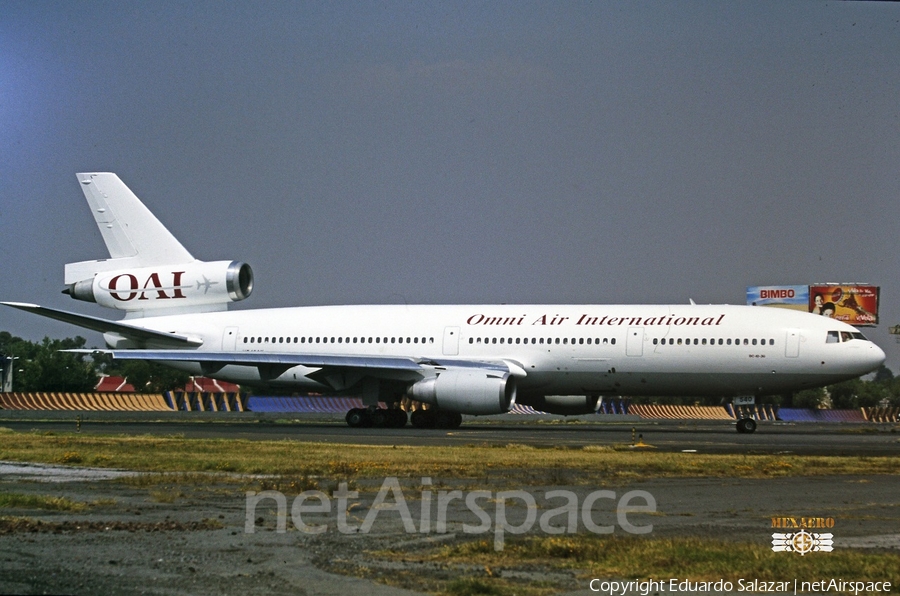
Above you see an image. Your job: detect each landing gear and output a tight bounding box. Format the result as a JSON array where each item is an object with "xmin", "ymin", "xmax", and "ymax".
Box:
[
  {"xmin": 345, "ymin": 407, "xmax": 408, "ymax": 428},
  {"xmin": 410, "ymin": 409, "xmax": 462, "ymax": 429},
  {"xmin": 343, "ymin": 399, "xmax": 462, "ymax": 430},
  {"xmin": 735, "ymin": 418, "xmax": 757, "ymax": 434}
]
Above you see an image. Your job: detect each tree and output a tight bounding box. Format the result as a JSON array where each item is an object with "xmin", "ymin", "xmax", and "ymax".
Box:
[
  {"xmin": 0, "ymin": 333, "xmax": 98, "ymax": 392},
  {"xmin": 792, "ymin": 388, "xmax": 826, "ymax": 409}
]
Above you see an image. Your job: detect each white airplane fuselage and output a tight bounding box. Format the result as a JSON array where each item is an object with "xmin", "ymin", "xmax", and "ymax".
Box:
[{"xmin": 115, "ymin": 302, "xmax": 884, "ymax": 402}]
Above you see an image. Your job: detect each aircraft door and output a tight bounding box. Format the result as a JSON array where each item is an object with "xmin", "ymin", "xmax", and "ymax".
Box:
[
  {"xmin": 785, "ymin": 328, "xmax": 800, "ymax": 358},
  {"xmin": 223, "ymin": 326, "xmax": 239, "ymax": 351},
  {"xmin": 442, "ymin": 326, "xmax": 460, "ymax": 356},
  {"xmin": 626, "ymin": 327, "xmax": 644, "ymax": 357}
]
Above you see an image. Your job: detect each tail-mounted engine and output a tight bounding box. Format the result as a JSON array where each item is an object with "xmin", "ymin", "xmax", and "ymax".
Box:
[
  {"xmin": 407, "ymin": 369, "xmax": 516, "ymax": 415},
  {"xmin": 63, "ymin": 260, "xmax": 253, "ymax": 313}
]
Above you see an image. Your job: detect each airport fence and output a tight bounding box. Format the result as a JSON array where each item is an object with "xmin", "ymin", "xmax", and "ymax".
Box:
[
  {"xmin": 1, "ymin": 393, "xmax": 897, "ymax": 422},
  {"xmin": 0, "ymin": 392, "xmax": 173, "ymax": 411}
]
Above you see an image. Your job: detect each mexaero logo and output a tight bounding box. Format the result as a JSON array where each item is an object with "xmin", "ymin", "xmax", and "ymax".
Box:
[
  {"xmin": 771, "ymin": 516, "xmax": 835, "ymax": 555},
  {"xmin": 105, "ymin": 271, "xmax": 188, "ymax": 301},
  {"xmin": 771, "ymin": 530, "xmax": 833, "ymax": 555}
]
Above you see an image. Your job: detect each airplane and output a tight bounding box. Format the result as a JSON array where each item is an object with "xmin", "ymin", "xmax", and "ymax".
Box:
[{"xmin": 3, "ymin": 173, "xmax": 886, "ymax": 433}]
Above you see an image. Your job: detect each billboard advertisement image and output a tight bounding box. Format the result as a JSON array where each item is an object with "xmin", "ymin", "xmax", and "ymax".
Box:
[{"xmin": 809, "ymin": 285, "xmax": 879, "ymax": 326}]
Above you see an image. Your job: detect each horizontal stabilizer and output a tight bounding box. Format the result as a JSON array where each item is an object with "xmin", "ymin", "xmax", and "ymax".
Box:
[{"xmin": 1, "ymin": 302, "xmax": 202, "ymax": 347}]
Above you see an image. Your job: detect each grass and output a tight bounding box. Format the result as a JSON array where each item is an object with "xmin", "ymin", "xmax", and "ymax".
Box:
[
  {"xmin": 0, "ymin": 492, "xmax": 87, "ymax": 512},
  {"xmin": 0, "ymin": 430, "xmax": 898, "ymax": 483}
]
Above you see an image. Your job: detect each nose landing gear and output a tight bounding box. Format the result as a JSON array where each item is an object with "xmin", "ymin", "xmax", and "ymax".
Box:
[{"xmin": 735, "ymin": 418, "xmax": 757, "ymax": 434}]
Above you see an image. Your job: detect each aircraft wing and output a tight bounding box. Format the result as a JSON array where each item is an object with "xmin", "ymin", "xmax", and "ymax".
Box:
[
  {"xmin": 67, "ymin": 349, "xmax": 521, "ymax": 388},
  {"xmin": 1, "ymin": 302, "xmax": 203, "ymax": 347}
]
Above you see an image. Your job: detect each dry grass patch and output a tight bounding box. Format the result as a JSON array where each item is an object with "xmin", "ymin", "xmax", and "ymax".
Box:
[
  {"xmin": 0, "ymin": 492, "xmax": 88, "ymax": 512},
  {"xmin": 0, "ymin": 430, "xmax": 898, "ymax": 482}
]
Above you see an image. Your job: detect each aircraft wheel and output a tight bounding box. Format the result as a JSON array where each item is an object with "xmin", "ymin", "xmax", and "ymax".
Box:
[
  {"xmin": 435, "ymin": 411, "xmax": 463, "ymax": 429},
  {"xmin": 346, "ymin": 408, "xmax": 372, "ymax": 428},
  {"xmin": 370, "ymin": 408, "xmax": 388, "ymax": 428},
  {"xmin": 390, "ymin": 409, "xmax": 408, "ymax": 428},
  {"xmin": 736, "ymin": 418, "xmax": 757, "ymax": 434},
  {"xmin": 410, "ymin": 409, "xmax": 435, "ymax": 429}
]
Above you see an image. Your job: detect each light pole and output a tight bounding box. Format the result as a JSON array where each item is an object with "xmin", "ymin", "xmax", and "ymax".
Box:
[{"xmin": 0, "ymin": 356, "xmax": 17, "ymax": 392}]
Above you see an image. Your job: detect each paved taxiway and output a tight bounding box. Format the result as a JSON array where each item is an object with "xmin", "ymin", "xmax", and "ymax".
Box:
[{"xmin": 2, "ymin": 415, "xmax": 897, "ymax": 456}]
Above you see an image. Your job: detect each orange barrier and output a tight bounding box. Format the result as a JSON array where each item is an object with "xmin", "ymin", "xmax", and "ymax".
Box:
[
  {"xmin": 732, "ymin": 404, "xmax": 780, "ymax": 421},
  {"xmin": 862, "ymin": 406, "xmax": 900, "ymax": 423},
  {"xmin": 628, "ymin": 404, "xmax": 734, "ymax": 420},
  {"xmin": 164, "ymin": 392, "xmax": 245, "ymax": 412},
  {"xmin": 0, "ymin": 392, "xmax": 174, "ymax": 411}
]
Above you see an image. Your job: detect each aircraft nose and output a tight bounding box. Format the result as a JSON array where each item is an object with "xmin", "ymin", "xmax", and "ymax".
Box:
[{"xmin": 868, "ymin": 342, "xmax": 887, "ymax": 370}]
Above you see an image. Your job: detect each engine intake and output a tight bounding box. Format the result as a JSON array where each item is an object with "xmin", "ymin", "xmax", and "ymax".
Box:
[{"xmin": 407, "ymin": 369, "xmax": 516, "ymax": 415}]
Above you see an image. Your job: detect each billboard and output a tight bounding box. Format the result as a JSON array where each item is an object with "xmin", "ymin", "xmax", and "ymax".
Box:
[
  {"xmin": 809, "ymin": 284, "xmax": 879, "ymax": 326},
  {"xmin": 748, "ymin": 284, "xmax": 879, "ymax": 326},
  {"xmin": 747, "ymin": 286, "xmax": 809, "ymax": 311}
]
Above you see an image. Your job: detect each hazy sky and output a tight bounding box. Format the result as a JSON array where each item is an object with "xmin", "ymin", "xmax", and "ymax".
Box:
[{"xmin": 2, "ymin": 2, "xmax": 899, "ymax": 369}]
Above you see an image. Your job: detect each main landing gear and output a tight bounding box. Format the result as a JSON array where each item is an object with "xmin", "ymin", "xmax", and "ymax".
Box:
[
  {"xmin": 345, "ymin": 407, "xmax": 408, "ymax": 428},
  {"xmin": 409, "ymin": 409, "xmax": 462, "ymax": 429},
  {"xmin": 344, "ymin": 407, "xmax": 463, "ymax": 429}
]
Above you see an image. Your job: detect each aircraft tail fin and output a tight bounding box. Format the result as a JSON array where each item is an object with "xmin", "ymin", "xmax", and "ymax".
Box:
[
  {"xmin": 62, "ymin": 173, "xmax": 253, "ymax": 317},
  {"xmin": 65, "ymin": 173, "xmax": 194, "ymax": 283}
]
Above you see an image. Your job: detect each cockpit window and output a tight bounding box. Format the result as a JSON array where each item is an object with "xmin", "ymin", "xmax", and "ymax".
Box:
[{"xmin": 827, "ymin": 330, "xmax": 868, "ymax": 343}]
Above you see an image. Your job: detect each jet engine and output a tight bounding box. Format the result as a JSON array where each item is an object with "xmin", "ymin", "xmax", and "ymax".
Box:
[
  {"xmin": 64, "ymin": 260, "xmax": 253, "ymax": 312},
  {"xmin": 407, "ymin": 369, "xmax": 516, "ymax": 415}
]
